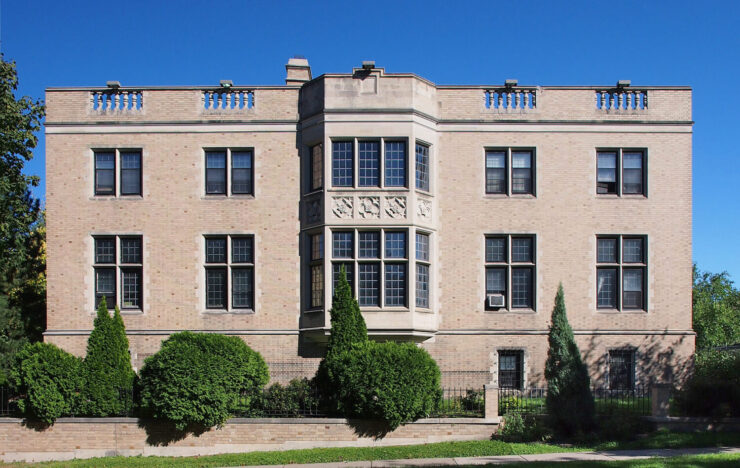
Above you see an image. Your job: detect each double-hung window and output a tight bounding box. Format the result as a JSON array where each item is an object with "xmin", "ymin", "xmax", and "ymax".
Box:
[
  {"xmin": 331, "ymin": 229, "xmax": 409, "ymax": 308},
  {"xmin": 498, "ymin": 350, "xmax": 524, "ymax": 389},
  {"xmin": 310, "ymin": 144, "xmax": 323, "ymax": 191},
  {"xmin": 485, "ymin": 235, "xmax": 536, "ymax": 310},
  {"xmin": 205, "ymin": 235, "xmax": 254, "ymax": 311},
  {"xmin": 597, "ymin": 235, "xmax": 647, "ymax": 311},
  {"xmin": 485, "ymin": 148, "xmax": 534, "ymax": 195},
  {"xmin": 93, "ymin": 235, "xmax": 143, "ymax": 310},
  {"xmin": 415, "ymin": 143, "xmax": 430, "ymax": 191},
  {"xmin": 416, "ymin": 232, "xmax": 430, "ymax": 308},
  {"xmin": 597, "ymin": 149, "xmax": 646, "ymax": 195},
  {"xmin": 331, "ymin": 138, "xmax": 409, "ymax": 188},
  {"xmin": 205, "ymin": 149, "xmax": 254, "ymax": 195},
  {"xmin": 309, "ymin": 233, "xmax": 324, "ymax": 308},
  {"xmin": 609, "ymin": 349, "xmax": 636, "ymax": 390},
  {"xmin": 94, "ymin": 149, "xmax": 142, "ymax": 196}
]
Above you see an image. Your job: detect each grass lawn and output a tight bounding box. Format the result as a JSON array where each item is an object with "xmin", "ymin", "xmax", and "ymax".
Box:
[
  {"xmin": 2, "ymin": 431, "xmax": 738, "ymax": 467},
  {"xmin": 465, "ymin": 453, "xmax": 740, "ymax": 467}
]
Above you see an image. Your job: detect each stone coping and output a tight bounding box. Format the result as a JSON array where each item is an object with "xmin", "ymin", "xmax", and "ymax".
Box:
[{"xmin": 0, "ymin": 417, "xmax": 498, "ymax": 425}]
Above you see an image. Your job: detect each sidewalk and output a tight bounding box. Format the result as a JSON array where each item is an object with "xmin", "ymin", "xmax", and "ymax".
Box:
[{"xmin": 241, "ymin": 446, "xmax": 740, "ymax": 467}]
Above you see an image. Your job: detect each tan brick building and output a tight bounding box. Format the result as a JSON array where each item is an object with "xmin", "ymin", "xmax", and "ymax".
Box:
[{"xmin": 45, "ymin": 58, "xmax": 694, "ymax": 389}]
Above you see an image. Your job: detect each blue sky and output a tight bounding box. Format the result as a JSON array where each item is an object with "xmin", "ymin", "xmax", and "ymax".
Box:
[{"xmin": 2, "ymin": 0, "xmax": 738, "ymax": 280}]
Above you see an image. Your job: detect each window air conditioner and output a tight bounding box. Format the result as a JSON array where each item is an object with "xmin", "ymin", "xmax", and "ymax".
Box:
[{"xmin": 487, "ymin": 293, "xmax": 505, "ymax": 308}]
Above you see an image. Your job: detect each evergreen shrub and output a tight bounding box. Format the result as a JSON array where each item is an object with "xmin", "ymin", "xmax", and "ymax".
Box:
[
  {"xmin": 249, "ymin": 378, "xmax": 319, "ymax": 417},
  {"xmin": 138, "ymin": 332, "xmax": 268, "ymax": 430},
  {"xmin": 9, "ymin": 342, "xmax": 82, "ymax": 424},
  {"xmin": 673, "ymin": 350, "xmax": 740, "ymax": 417}
]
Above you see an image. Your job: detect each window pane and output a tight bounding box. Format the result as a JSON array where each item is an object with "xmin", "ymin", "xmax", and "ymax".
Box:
[
  {"xmin": 332, "ymin": 141, "xmax": 353, "ymax": 187},
  {"xmin": 485, "ymin": 237, "xmax": 506, "ymax": 263},
  {"xmin": 311, "ymin": 144, "xmax": 323, "ymax": 190},
  {"xmin": 358, "ymin": 141, "xmax": 380, "ymax": 187},
  {"xmin": 623, "ymin": 238, "xmax": 643, "ymax": 263},
  {"xmin": 415, "ymin": 143, "xmax": 430, "ymax": 191},
  {"xmin": 231, "ymin": 151, "xmax": 253, "ymax": 194},
  {"xmin": 499, "ymin": 352, "xmax": 522, "ymax": 389},
  {"xmin": 332, "ymin": 232, "xmax": 353, "ymax": 258},
  {"xmin": 358, "ymin": 231, "xmax": 380, "ymax": 258},
  {"xmin": 206, "ymin": 237, "xmax": 227, "ymax": 263},
  {"xmin": 623, "ymin": 151, "xmax": 643, "ymax": 194},
  {"xmin": 95, "ymin": 152, "xmax": 115, "ymax": 169},
  {"xmin": 511, "ymin": 267, "xmax": 532, "ymax": 308},
  {"xmin": 206, "ymin": 268, "xmax": 227, "ymax": 308},
  {"xmin": 311, "ymin": 233, "xmax": 323, "ymax": 261},
  {"xmin": 310, "ymin": 265, "xmax": 323, "ymax": 308},
  {"xmin": 232, "ymin": 267, "xmax": 254, "ymax": 309},
  {"xmin": 232, "ymin": 237, "xmax": 253, "ymax": 263},
  {"xmin": 485, "ymin": 151, "xmax": 506, "ymax": 194},
  {"xmin": 121, "ymin": 268, "xmax": 141, "ymax": 309},
  {"xmin": 95, "ymin": 237, "xmax": 115, "ymax": 264},
  {"xmin": 512, "ymin": 152, "xmax": 531, "ymax": 169},
  {"xmin": 416, "ymin": 264, "xmax": 429, "ymax": 308},
  {"xmin": 512, "ymin": 237, "xmax": 533, "ymax": 263},
  {"xmin": 598, "ymin": 152, "xmax": 617, "ymax": 169},
  {"xmin": 385, "ymin": 231, "xmax": 406, "ymax": 259},
  {"xmin": 120, "ymin": 152, "xmax": 141, "ymax": 195},
  {"xmin": 95, "ymin": 267, "xmax": 115, "ymax": 309},
  {"xmin": 385, "ymin": 263, "xmax": 406, "ymax": 306},
  {"xmin": 358, "ymin": 263, "xmax": 380, "ymax": 306},
  {"xmin": 512, "ymin": 152, "xmax": 532, "ymax": 194},
  {"xmin": 416, "ymin": 233, "xmax": 430, "ymax": 261},
  {"xmin": 609, "ymin": 350, "xmax": 635, "ymax": 390},
  {"xmin": 332, "ymin": 262, "xmax": 354, "ymax": 295},
  {"xmin": 120, "ymin": 237, "xmax": 142, "ymax": 263},
  {"xmin": 597, "ymin": 152, "xmax": 617, "ymax": 194},
  {"xmin": 384, "ymin": 141, "xmax": 406, "ymax": 187},
  {"xmin": 597, "ymin": 268, "xmax": 617, "ymax": 308},
  {"xmin": 598, "ymin": 238, "xmax": 618, "ymax": 263},
  {"xmin": 206, "ymin": 151, "xmax": 227, "ymax": 194},
  {"xmin": 623, "ymin": 152, "xmax": 642, "ymax": 169},
  {"xmin": 486, "ymin": 151, "xmax": 506, "ymax": 168},
  {"xmin": 623, "ymin": 268, "xmax": 643, "ymax": 309},
  {"xmin": 486, "ymin": 267, "xmax": 506, "ymax": 294},
  {"xmin": 95, "ymin": 152, "xmax": 115, "ymax": 195}
]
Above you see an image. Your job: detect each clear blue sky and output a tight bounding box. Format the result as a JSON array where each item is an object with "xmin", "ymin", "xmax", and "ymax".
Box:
[{"xmin": 2, "ymin": 0, "xmax": 738, "ymax": 280}]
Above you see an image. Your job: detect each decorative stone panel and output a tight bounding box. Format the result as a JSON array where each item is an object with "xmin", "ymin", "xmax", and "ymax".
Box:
[
  {"xmin": 332, "ymin": 196, "xmax": 354, "ymax": 219},
  {"xmin": 384, "ymin": 196, "xmax": 407, "ymax": 219},
  {"xmin": 358, "ymin": 196, "xmax": 380, "ymax": 219},
  {"xmin": 417, "ymin": 199, "xmax": 432, "ymax": 220},
  {"xmin": 306, "ymin": 199, "xmax": 322, "ymax": 223}
]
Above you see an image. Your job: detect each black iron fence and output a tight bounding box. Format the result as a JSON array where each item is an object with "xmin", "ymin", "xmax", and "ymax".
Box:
[
  {"xmin": 237, "ymin": 384, "xmax": 326, "ymax": 418},
  {"xmin": 430, "ymin": 387, "xmax": 485, "ymax": 418},
  {"xmin": 1, "ymin": 386, "xmax": 18, "ymax": 417},
  {"xmin": 499, "ymin": 386, "xmax": 651, "ymax": 416}
]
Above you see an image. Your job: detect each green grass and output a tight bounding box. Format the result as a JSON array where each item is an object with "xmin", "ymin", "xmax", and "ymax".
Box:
[
  {"xmin": 460, "ymin": 453, "xmax": 740, "ymax": 467},
  {"xmin": 2, "ymin": 431, "xmax": 738, "ymax": 468}
]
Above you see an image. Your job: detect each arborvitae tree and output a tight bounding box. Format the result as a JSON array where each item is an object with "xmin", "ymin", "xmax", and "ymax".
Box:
[
  {"xmin": 81, "ymin": 297, "xmax": 135, "ymax": 416},
  {"xmin": 544, "ymin": 284, "xmax": 595, "ymax": 437},
  {"xmin": 326, "ymin": 265, "xmax": 367, "ymax": 356}
]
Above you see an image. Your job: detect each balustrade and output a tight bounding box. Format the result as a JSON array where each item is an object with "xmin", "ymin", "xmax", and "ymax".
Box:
[
  {"xmin": 484, "ymin": 88, "xmax": 537, "ymax": 110},
  {"xmin": 202, "ymin": 89, "xmax": 254, "ymax": 110},
  {"xmin": 90, "ymin": 90, "xmax": 143, "ymax": 111},
  {"xmin": 596, "ymin": 89, "xmax": 648, "ymax": 110}
]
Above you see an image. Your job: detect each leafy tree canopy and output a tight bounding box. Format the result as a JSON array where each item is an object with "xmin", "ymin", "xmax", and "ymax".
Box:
[{"xmin": 693, "ymin": 265, "xmax": 740, "ymax": 350}]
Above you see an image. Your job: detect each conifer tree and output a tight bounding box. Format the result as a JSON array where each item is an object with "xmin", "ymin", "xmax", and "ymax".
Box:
[
  {"xmin": 81, "ymin": 298, "xmax": 135, "ymax": 416},
  {"xmin": 326, "ymin": 265, "xmax": 367, "ymax": 356},
  {"xmin": 545, "ymin": 284, "xmax": 595, "ymax": 437}
]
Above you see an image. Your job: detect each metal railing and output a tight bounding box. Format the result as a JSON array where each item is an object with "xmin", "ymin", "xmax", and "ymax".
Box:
[
  {"xmin": 237, "ymin": 383, "xmax": 326, "ymax": 418},
  {"xmin": 499, "ymin": 386, "xmax": 651, "ymax": 416},
  {"xmin": 430, "ymin": 387, "xmax": 485, "ymax": 418},
  {"xmin": 1, "ymin": 386, "xmax": 18, "ymax": 417}
]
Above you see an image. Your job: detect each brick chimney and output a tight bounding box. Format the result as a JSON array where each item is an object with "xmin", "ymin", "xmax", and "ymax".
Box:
[{"xmin": 285, "ymin": 57, "xmax": 312, "ymax": 85}]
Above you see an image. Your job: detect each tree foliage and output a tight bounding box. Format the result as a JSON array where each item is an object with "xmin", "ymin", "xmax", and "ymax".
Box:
[
  {"xmin": 693, "ymin": 265, "xmax": 740, "ymax": 350},
  {"xmin": 138, "ymin": 332, "xmax": 269, "ymax": 430},
  {"xmin": 544, "ymin": 284, "xmax": 595, "ymax": 437},
  {"xmin": 80, "ymin": 297, "xmax": 135, "ymax": 416},
  {"xmin": 326, "ymin": 265, "xmax": 367, "ymax": 356}
]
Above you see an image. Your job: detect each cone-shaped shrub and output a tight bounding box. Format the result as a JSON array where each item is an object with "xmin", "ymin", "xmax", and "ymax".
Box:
[
  {"xmin": 9, "ymin": 342, "xmax": 82, "ymax": 425},
  {"xmin": 545, "ymin": 284, "xmax": 596, "ymax": 436},
  {"xmin": 81, "ymin": 297, "xmax": 135, "ymax": 416},
  {"xmin": 139, "ymin": 332, "xmax": 269, "ymax": 430},
  {"xmin": 326, "ymin": 265, "xmax": 367, "ymax": 356}
]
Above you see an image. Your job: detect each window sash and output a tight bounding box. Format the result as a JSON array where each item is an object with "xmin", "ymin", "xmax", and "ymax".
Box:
[
  {"xmin": 332, "ymin": 262, "xmax": 354, "ymax": 296},
  {"xmin": 358, "ymin": 263, "xmax": 380, "ymax": 306},
  {"xmin": 232, "ymin": 267, "xmax": 254, "ymax": 309},
  {"xmin": 95, "ymin": 267, "xmax": 116, "ymax": 309},
  {"xmin": 120, "ymin": 151, "xmax": 141, "ymax": 195},
  {"xmin": 597, "ymin": 238, "xmax": 618, "ymax": 263},
  {"xmin": 511, "ymin": 237, "xmax": 533, "ymax": 263},
  {"xmin": 205, "ymin": 237, "xmax": 227, "ymax": 263},
  {"xmin": 597, "ymin": 152, "xmax": 618, "ymax": 194},
  {"xmin": 622, "ymin": 268, "xmax": 644, "ymax": 309},
  {"xmin": 485, "ymin": 237, "xmax": 507, "ymax": 263},
  {"xmin": 416, "ymin": 264, "xmax": 429, "ymax": 308},
  {"xmin": 384, "ymin": 263, "xmax": 406, "ymax": 307},
  {"xmin": 358, "ymin": 231, "xmax": 380, "ymax": 259},
  {"xmin": 206, "ymin": 152, "xmax": 227, "ymax": 194},
  {"xmin": 95, "ymin": 237, "xmax": 116, "ymax": 264},
  {"xmin": 332, "ymin": 232, "xmax": 354, "ymax": 259},
  {"xmin": 206, "ymin": 267, "xmax": 227, "ymax": 309},
  {"xmin": 384, "ymin": 141, "xmax": 406, "ymax": 187},
  {"xmin": 332, "ymin": 141, "xmax": 353, "ymax": 187},
  {"xmin": 121, "ymin": 268, "xmax": 141, "ymax": 309},
  {"xmin": 231, "ymin": 151, "xmax": 253, "ymax": 194},
  {"xmin": 231, "ymin": 237, "xmax": 254, "ymax": 263},
  {"xmin": 597, "ymin": 268, "xmax": 618, "ymax": 308},
  {"xmin": 416, "ymin": 233, "xmax": 430, "ymax": 261},
  {"xmin": 311, "ymin": 234, "xmax": 323, "ymax": 261},
  {"xmin": 511, "ymin": 267, "xmax": 533, "ymax": 308},
  {"xmin": 498, "ymin": 352, "xmax": 523, "ymax": 389},
  {"xmin": 609, "ymin": 351, "xmax": 635, "ymax": 390},
  {"xmin": 511, "ymin": 152, "xmax": 532, "ymax": 194},
  {"xmin": 485, "ymin": 267, "xmax": 506, "ymax": 294},
  {"xmin": 120, "ymin": 237, "xmax": 142, "ymax": 264},
  {"xmin": 94, "ymin": 152, "xmax": 116, "ymax": 195},
  {"xmin": 311, "ymin": 144, "xmax": 323, "ymax": 191},
  {"xmin": 415, "ymin": 143, "xmax": 430, "ymax": 191},
  {"xmin": 358, "ymin": 141, "xmax": 380, "ymax": 187},
  {"xmin": 384, "ymin": 231, "xmax": 406, "ymax": 259}
]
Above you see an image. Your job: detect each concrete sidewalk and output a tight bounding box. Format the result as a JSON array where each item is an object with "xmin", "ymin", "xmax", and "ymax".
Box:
[{"xmin": 241, "ymin": 446, "xmax": 740, "ymax": 467}]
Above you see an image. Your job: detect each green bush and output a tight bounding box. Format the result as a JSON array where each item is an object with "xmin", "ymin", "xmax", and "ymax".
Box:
[
  {"xmin": 80, "ymin": 298, "xmax": 135, "ymax": 416},
  {"xmin": 9, "ymin": 342, "xmax": 82, "ymax": 424},
  {"xmin": 544, "ymin": 284, "xmax": 596, "ymax": 437},
  {"xmin": 326, "ymin": 341, "xmax": 442, "ymax": 430},
  {"xmin": 497, "ymin": 413, "xmax": 550, "ymax": 442},
  {"xmin": 673, "ymin": 350, "xmax": 740, "ymax": 417},
  {"xmin": 248, "ymin": 378, "xmax": 320, "ymax": 417},
  {"xmin": 138, "ymin": 332, "xmax": 269, "ymax": 430}
]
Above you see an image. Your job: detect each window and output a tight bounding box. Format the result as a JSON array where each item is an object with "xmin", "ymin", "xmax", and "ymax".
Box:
[
  {"xmin": 93, "ymin": 235, "xmax": 143, "ymax": 310},
  {"xmin": 415, "ymin": 143, "xmax": 430, "ymax": 191},
  {"xmin": 331, "ymin": 229, "xmax": 414, "ymax": 308},
  {"xmin": 609, "ymin": 349, "xmax": 636, "ymax": 390},
  {"xmin": 597, "ymin": 149, "xmax": 646, "ymax": 195},
  {"xmin": 485, "ymin": 235, "xmax": 536, "ymax": 310},
  {"xmin": 309, "ymin": 233, "xmax": 324, "ymax": 308},
  {"xmin": 416, "ymin": 232, "xmax": 430, "ymax": 308},
  {"xmin": 310, "ymin": 144, "xmax": 323, "ymax": 191},
  {"xmin": 597, "ymin": 235, "xmax": 647, "ymax": 310},
  {"xmin": 485, "ymin": 149, "xmax": 534, "ymax": 195},
  {"xmin": 331, "ymin": 138, "xmax": 411, "ymax": 189},
  {"xmin": 94, "ymin": 149, "xmax": 142, "ymax": 196},
  {"xmin": 498, "ymin": 350, "xmax": 523, "ymax": 389},
  {"xmin": 205, "ymin": 235, "xmax": 254, "ymax": 310},
  {"xmin": 205, "ymin": 149, "xmax": 254, "ymax": 195}
]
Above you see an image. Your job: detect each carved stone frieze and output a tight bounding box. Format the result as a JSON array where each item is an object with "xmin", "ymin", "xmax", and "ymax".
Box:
[
  {"xmin": 384, "ymin": 196, "xmax": 407, "ymax": 219},
  {"xmin": 358, "ymin": 196, "xmax": 380, "ymax": 219},
  {"xmin": 332, "ymin": 196, "xmax": 354, "ymax": 219},
  {"xmin": 417, "ymin": 199, "xmax": 432, "ymax": 220}
]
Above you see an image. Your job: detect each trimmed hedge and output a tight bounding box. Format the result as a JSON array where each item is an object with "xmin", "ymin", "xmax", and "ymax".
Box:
[
  {"xmin": 326, "ymin": 341, "xmax": 442, "ymax": 430},
  {"xmin": 138, "ymin": 332, "xmax": 268, "ymax": 430},
  {"xmin": 9, "ymin": 342, "xmax": 82, "ymax": 424}
]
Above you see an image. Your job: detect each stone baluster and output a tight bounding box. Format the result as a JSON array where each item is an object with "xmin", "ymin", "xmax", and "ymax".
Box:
[
  {"xmin": 113, "ymin": 92, "xmax": 119, "ymax": 111},
  {"xmin": 515, "ymin": 90, "xmax": 521, "ymax": 109},
  {"xmin": 497, "ymin": 91, "xmax": 503, "ymax": 109}
]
